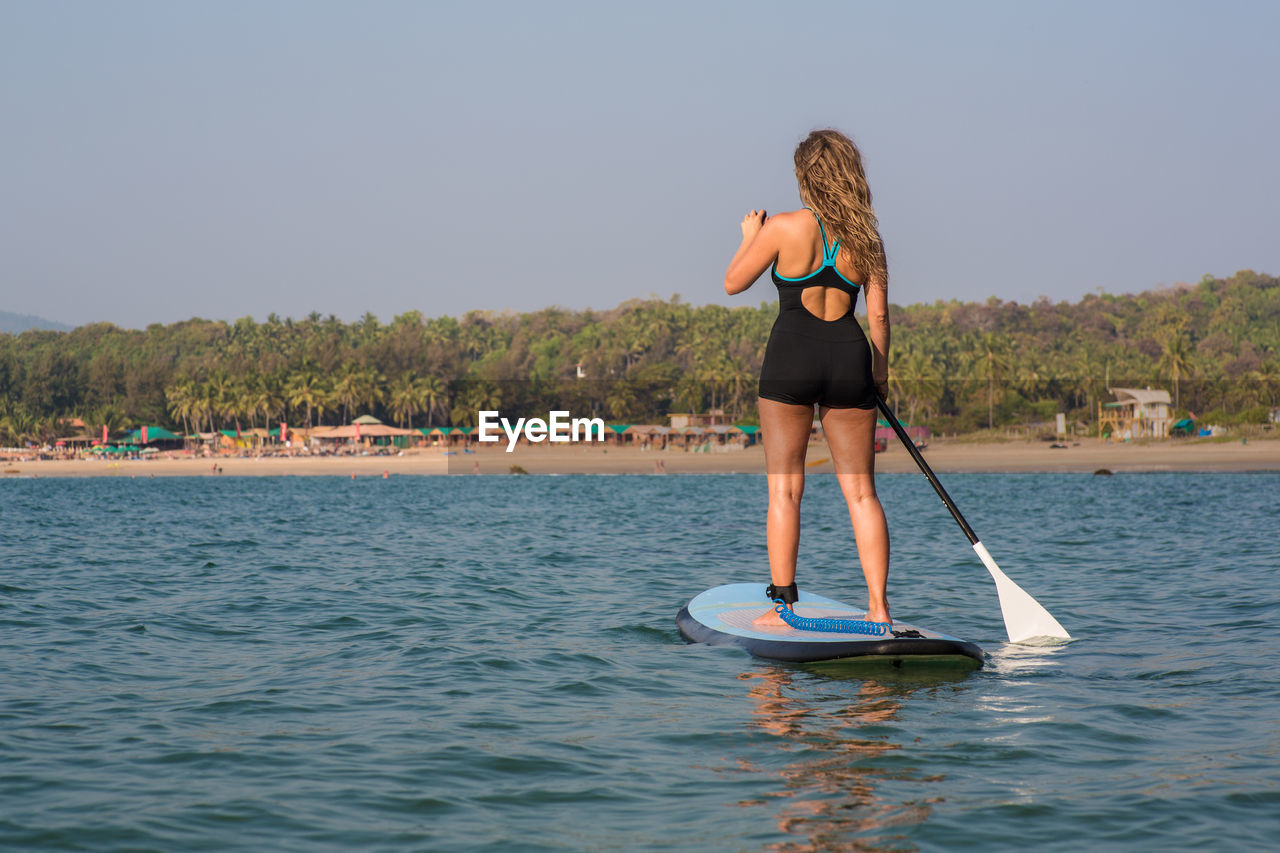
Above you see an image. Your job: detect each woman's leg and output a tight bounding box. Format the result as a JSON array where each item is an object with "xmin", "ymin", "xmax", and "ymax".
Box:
[
  {"xmin": 819, "ymin": 405, "xmax": 891, "ymax": 624},
  {"xmin": 754, "ymin": 397, "xmax": 815, "ymax": 626}
]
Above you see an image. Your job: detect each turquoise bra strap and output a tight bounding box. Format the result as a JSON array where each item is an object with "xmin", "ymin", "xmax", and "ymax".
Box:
[
  {"xmin": 825, "ymin": 240, "xmax": 841, "ymax": 266},
  {"xmin": 804, "ymin": 207, "xmax": 839, "ymax": 264}
]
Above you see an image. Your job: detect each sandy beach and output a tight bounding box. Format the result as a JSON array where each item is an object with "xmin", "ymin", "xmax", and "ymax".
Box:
[{"xmin": 4, "ymin": 435, "xmax": 1280, "ymax": 477}]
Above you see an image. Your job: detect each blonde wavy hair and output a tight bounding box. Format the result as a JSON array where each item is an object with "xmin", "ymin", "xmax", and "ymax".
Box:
[{"xmin": 794, "ymin": 129, "xmax": 887, "ymax": 285}]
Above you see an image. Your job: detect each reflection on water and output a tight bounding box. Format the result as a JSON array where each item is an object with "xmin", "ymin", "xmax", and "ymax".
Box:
[
  {"xmin": 985, "ymin": 641, "xmax": 1071, "ymax": 676},
  {"xmin": 734, "ymin": 665, "xmax": 978, "ymax": 852}
]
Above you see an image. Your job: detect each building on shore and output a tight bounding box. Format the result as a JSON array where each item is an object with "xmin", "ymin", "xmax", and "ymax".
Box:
[
  {"xmin": 1099, "ymin": 387, "xmax": 1173, "ymax": 439},
  {"xmin": 667, "ymin": 410, "xmax": 728, "ymax": 428}
]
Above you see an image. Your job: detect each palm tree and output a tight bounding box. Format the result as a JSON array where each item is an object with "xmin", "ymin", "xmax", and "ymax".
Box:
[
  {"xmin": 620, "ymin": 327, "xmax": 648, "ymax": 374},
  {"xmin": 0, "ymin": 406, "xmax": 37, "ymax": 447},
  {"xmin": 35, "ymin": 414, "xmax": 63, "ymax": 447},
  {"xmin": 947, "ymin": 342, "xmax": 982, "ymax": 414},
  {"xmin": 235, "ymin": 379, "xmax": 261, "ymax": 431},
  {"xmin": 182, "ymin": 383, "xmax": 207, "ymax": 436},
  {"xmin": 89, "ymin": 404, "xmax": 130, "ymax": 443},
  {"xmin": 981, "ymin": 333, "xmax": 1013, "ymax": 429},
  {"xmin": 421, "ymin": 375, "xmax": 447, "ymax": 425},
  {"xmin": 205, "ymin": 373, "xmax": 238, "ymax": 433},
  {"xmin": 605, "ymin": 381, "xmax": 637, "ymax": 421},
  {"xmin": 1157, "ymin": 325, "xmax": 1193, "ymax": 409},
  {"xmin": 165, "ymin": 380, "xmax": 196, "ymax": 439},
  {"xmin": 697, "ymin": 353, "xmax": 728, "ymax": 413},
  {"xmin": 725, "ymin": 356, "xmax": 755, "ymax": 421},
  {"xmin": 1011, "ymin": 348, "xmax": 1042, "ymax": 402},
  {"xmin": 1066, "ymin": 349, "xmax": 1095, "ymax": 414},
  {"xmin": 1258, "ymin": 357, "xmax": 1280, "ymax": 407},
  {"xmin": 450, "ymin": 381, "xmax": 501, "ymax": 427},
  {"xmin": 286, "ymin": 370, "xmax": 323, "ymax": 429},
  {"xmin": 673, "ymin": 374, "xmax": 705, "ymax": 415},
  {"xmin": 675, "ymin": 329, "xmax": 709, "ymax": 374},
  {"xmin": 332, "ymin": 367, "xmax": 364, "ymax": 424},
  {"xmin": 252, "ymin": 377, "xmax": 283, "ymax": 432},
  {"xmin": 891, "ymin": 345, "xmax": 943, "ymax": 425},
  {"xmin": 360, "ymin": 368, "xmax": 387, "ymax": 420},
  {"xmin": 356, "ymin": 312, "xmax": 381, "ymax": 346},
  {"xmin": 388, "ymin": 373, "xmax": 421, "ymax": 429},
  {"xmin": 311, "ymin": 384, "xmax": 337, "ymax": 427}
]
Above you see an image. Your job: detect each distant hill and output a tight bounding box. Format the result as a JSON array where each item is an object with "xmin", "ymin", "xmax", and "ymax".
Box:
[{"xmin": 0, "ymin": 311, "xmax": 73, "ymax": 334}]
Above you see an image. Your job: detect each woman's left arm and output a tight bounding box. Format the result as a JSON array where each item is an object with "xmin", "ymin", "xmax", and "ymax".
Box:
[
  {"xmin": 863, "ymin": 268, "xmax": 890, "ymax": 400},
  {"xmin": 724, "ymin": 210, "xmax": 779, "ymax": 295}
]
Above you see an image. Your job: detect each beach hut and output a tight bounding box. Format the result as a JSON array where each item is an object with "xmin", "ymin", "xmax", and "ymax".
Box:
[
  {"xmin": 122, "ymin": 426, "xmax": 182, "ymax": 443},
  {"xmin": 218, "ymin": 429, "xmax": 263, "ymax": 450},
  {"xmin": 674, "ymin": 426, "xmax": 708, "ymax": 450},
  {"xmin": 624, "ymin": 425, "xmax": 671, "ymax": 450},
  {"xmin": 448, "ymin": 426, "xmax": 476, "ymax": 448},
  {"xmin": 703, "ymin": 425, "xmax": 736, "ymax": 445},
  {"xmin": 419, "ymin": 426, "xmax": 451, "ymax": 447},
  {"xmin": 730, "ymin": 425, "xmax": 760, "ymax": 447},
  {"xmin": 119, "ymin": 426, "xmax": 185, "ymax": 453},
  {"xmin": 186, "ymin": 432, "xmax": 220, "ymax": 454},
  {"xmin": 316, "ymin": 423, "xmax": 417, "ymax": 449},
  {"xmin": 1099, "ymin": 388, "xmax": 1173, "ymax": 439}
]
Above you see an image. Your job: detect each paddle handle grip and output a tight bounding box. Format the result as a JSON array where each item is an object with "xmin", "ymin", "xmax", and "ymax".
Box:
[{"xmin": 875, "ymin": 395, "xmax": 979, "ymax": 546}]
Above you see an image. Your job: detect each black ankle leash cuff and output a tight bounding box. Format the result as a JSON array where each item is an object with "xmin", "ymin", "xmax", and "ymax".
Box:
[{"xmin": 766, "ymin": 583, "xmax": 799, "ymax": 605}]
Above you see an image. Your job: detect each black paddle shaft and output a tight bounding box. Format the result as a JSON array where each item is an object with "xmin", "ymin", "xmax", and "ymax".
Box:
[{"xmin": 875, "ymin": 396, "xmax": 980, "ymax": 546}]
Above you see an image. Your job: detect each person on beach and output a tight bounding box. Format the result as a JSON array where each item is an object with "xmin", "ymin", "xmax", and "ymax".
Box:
[{"xmin": 723, "ymin": 129, "xmax": 891, "ymax": 629}]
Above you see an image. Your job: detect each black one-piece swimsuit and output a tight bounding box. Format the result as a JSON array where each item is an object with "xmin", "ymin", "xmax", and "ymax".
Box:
[{"xmin": 757, "ymin": 210, "xmax": 876, "ymax": 409}]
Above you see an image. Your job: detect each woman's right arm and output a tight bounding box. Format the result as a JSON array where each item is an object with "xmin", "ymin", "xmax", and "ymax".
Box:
[
  {"xmin": 863, "ymin": 269, "xmax": 890, "ymax": 400},
  {"xmin": 724, "ymin": 210, "xmax": 778, "ymax": 295}
]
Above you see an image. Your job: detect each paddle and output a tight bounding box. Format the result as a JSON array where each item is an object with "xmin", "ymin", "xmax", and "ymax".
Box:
[{"xmin": 874, "ymin": 395, "xmax": 1071, "ymax": 643}]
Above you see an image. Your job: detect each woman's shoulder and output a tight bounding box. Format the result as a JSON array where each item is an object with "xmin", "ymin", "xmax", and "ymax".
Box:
[
  {"xmin": 768, "ymin": 209, "xmax": 816, "ymax": 227},
  {"xmin": 763, "ymin": 209, "xmax": 817, "ymax": 240}
]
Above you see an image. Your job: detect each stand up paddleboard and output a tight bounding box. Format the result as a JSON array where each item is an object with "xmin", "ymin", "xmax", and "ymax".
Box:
[{"xmin": 677, "ymin": 583, "xmax": 984, "ymax": 666}]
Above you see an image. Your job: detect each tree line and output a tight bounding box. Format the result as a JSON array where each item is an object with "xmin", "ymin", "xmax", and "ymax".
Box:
[{"xmin": 1, "ymin": 270, "xmax": 1277, "ymax": 446}]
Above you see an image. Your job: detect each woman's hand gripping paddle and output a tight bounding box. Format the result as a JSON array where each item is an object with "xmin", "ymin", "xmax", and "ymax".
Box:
[{"xmin": 875, "ymin": 396, "xmax": 1071, "ymax": 644}]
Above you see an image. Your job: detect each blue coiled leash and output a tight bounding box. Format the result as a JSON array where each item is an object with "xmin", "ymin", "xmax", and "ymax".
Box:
[{"xmin": 773, "ymin": 599, "xmax": 891, "ymax": 636}]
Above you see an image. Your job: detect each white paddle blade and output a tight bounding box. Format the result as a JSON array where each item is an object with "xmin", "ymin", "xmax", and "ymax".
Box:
[{"xmin": 972, "ymin": 542, "xmax": 1071, "ymax": 643}]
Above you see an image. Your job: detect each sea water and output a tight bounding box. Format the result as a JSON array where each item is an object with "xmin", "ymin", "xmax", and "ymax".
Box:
[{"xmin": 1, "ymin": 472, "xmax": 1278, "ymax": 851}]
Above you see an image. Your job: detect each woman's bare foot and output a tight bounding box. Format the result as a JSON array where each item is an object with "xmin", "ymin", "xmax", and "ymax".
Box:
[
  {"xmin": 866, "ymin": 609, "xmax": 891, "ymax": 628},
  {"xmin": 866, "ymin": 597, "xmax": 890, "ymax": 626},
  {"xmin": 752, "ymin": 604, "xmax": 792, "ymax": 629}
]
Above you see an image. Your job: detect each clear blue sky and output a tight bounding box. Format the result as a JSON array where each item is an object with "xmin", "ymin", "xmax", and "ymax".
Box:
[{"xmin": 3, "ymin": 0, "xmax": 1277, "ymax": 328}]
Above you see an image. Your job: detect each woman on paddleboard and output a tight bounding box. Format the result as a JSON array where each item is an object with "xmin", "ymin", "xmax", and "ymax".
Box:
[{"xmin": 723, "ymin": 129, "xmax": 891, "ymax": 629}]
